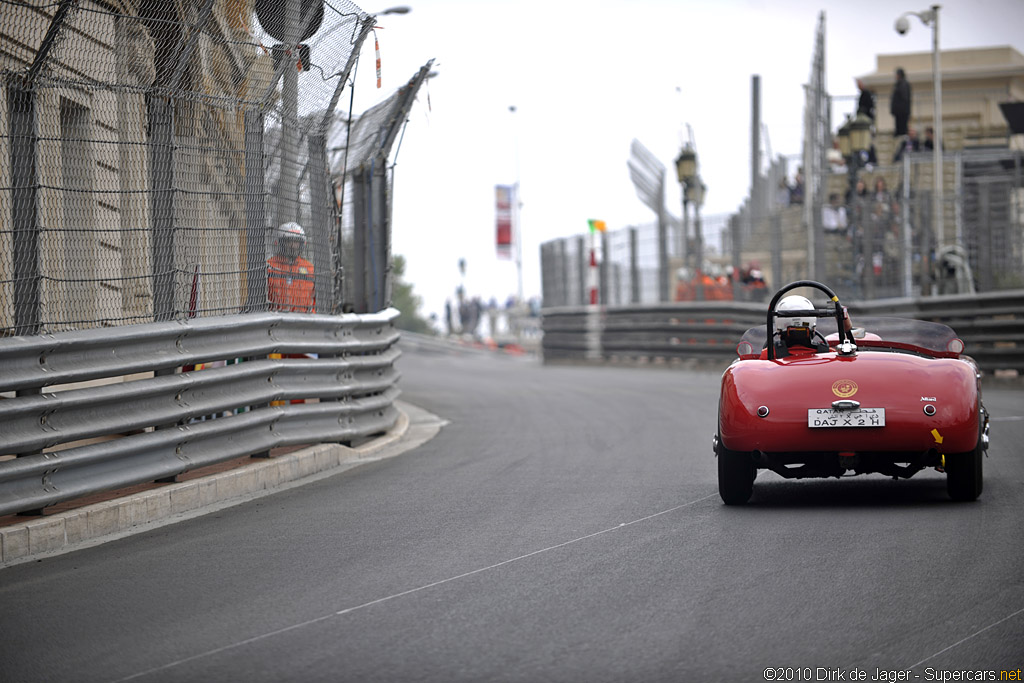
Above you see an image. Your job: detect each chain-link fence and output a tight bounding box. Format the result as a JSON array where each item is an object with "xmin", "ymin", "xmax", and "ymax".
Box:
[
  {"xmin": 541, "ymin": 144, "xmax": 1023, "ymax": 309},
  {"xmin": 813, "ymin": 149, "xmax": 1023, "ymax": 299},
  {"xmin": 1, "ymin": 0, "xmax": 430, "ymax": 337},
  {"xmin": 540, "ymin": 213, "xmax": 741, "ymax": 308}
]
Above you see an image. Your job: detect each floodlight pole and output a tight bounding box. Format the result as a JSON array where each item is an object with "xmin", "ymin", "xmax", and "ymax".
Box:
[
  {"xmin": 896, "ymin": 5, "xmax": 943, "ymax": 265},
  {"xmin": 510, "ymin": 105, "xmax": 523, "ymax": 305}
]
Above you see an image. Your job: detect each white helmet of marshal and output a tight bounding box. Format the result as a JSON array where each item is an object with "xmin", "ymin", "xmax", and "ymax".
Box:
[
  {"xmin": 776, "ymin": 294, "xmax": 816, "ymax": 336},
  {"xmin": 275, "ymin": 222, "xmax": 306, "ymax": 247}
]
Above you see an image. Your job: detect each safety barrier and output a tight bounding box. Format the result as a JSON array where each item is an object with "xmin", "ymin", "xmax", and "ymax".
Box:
[
  {"xmin": 542, "ymin": 291, "xmax": 1024, "ymax": 374},
  {"xmin": 0, "ymin": 310, "xmax": 401, "ymax": 517}
]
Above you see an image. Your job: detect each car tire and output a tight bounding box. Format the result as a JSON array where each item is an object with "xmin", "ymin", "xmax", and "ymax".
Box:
[
  {"xmin": 946, "ymin": 440, "xmax": 984, "ymax": 502},
  {"xmin": 717, "ymin": 436, "xmax": 755, "ymax": 505}
]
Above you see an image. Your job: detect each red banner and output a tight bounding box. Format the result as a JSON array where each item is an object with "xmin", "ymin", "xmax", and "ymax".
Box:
[{"xmin": 495, "ymin": 184, "xmax": 514, "ymax": 259}]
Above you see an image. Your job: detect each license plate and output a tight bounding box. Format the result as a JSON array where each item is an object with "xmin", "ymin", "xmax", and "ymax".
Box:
[{"xmin": 808, "ymin": 408, "xmax": 885, "ymax": 428}]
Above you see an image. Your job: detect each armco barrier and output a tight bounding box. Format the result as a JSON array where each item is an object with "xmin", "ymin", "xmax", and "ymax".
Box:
[
  {"xmin": 0, "ymin": 310, "xmax": 402, "ymax": 517},
  {"xmin": 542, "ymin": 291, "xmax": 1024, "ymax": 374}
]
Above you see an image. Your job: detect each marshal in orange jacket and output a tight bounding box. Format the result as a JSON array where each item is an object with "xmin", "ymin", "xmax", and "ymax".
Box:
[{"xmin": 267, "ymin": 254, "xmax": 315, "ymax": 313}]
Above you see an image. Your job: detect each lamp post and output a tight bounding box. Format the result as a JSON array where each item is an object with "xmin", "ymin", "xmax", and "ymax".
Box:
[
  {"xmin": 838, "ymin": 113, "xmax": 873, "ymax": 298},
  {"xmin": 675, "ymin": 144, "xmax": 698, "ymax": 300},
  {"xmin": 689, "ymin": 178, "xmax": 707, "ymax": 301},
  {"xmin": 509, "ymin": 104, "xmax": 523, "ymax": 306},
  {"xmin": 895, "ymin": 5, "xmax": 943, "ymax": 270}
]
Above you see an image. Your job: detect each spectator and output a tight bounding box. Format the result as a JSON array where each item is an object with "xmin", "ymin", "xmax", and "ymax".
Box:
[
  {"xmin": 823, "ymin": 193, "xmax": 849, "ymax": 234},
  {"xmin": 789, "ymin": 170, "xmax": 805, "ymax": 205},
  {"xmin": 828, "ymin": 139, "xmax": 847, "ymax": 173},
  {"xmin": 856, "ymin": 78, "xmax": 875, "ymax": 122},
  {"xmin": 872, "ymin": 176, "xmax": 891, "ymax": 207},
  {"xmin": 776, "ymin": 178, "xmax": 791, "ymax": 207},
  {"xmin": 845, "ymin": 178, "xmax": 868, "ymax": 206},
  {"xmin": 894, "ymin": 126, "xmax": 921, "ymax": 162},
  {"xmin": 267, "ymin": 222, "xmax": 315, "ymax": 313},
  {"xmin": 891, "ymin": 67, "xmax": 912, "ymax": 138},
  {"xmin": 923, "ymin": 126, "xmax": 935, "ymax": 151}
]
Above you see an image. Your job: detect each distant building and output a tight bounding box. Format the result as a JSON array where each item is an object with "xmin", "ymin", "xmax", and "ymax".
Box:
[{"xmin": 860, "ymin": 45, "xmax": 1024, "ymax": 149}]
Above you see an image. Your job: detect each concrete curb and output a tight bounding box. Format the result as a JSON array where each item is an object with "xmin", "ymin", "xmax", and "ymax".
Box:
[{"xmin": 0, "ymin": 401, "xmax": 444, "ymax": 568}]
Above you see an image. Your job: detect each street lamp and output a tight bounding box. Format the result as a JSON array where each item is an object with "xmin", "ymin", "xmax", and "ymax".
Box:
[
  {"xmin": 687, "ymin": 177, "xmax": 707, "ymax": 301},
  {"xmin": 895, "ymin": 4, "xmax": 943, "ymax": 268},
  {"xmin": 675, "ymin": 144, "xmax": 700, "ymax": 300},
  {"xmin": 838, "ymin": 113, "xmax": 874, "ymax": 297}
]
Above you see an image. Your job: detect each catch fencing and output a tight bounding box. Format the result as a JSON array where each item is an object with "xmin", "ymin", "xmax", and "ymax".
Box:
[
  {"xmin": 1, "ymin": 0, "xmax": 432, "ymax": 335},
  {"xmin": 540, "ymin": 146, "xmax": 1024, "ymax": 312},
  {"xmin": 0, "ymin": 1, "xmax": 435, "ymax": 515},
  {"xmin": 810, "ymin": 148, "xmax": 1024, "ymax": 300},
  {"xmin": 540, "ymin": 214, "xmax": 735, "ymax": 309}
]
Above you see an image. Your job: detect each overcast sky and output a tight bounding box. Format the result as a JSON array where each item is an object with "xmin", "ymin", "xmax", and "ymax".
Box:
[{"xmin": 344, "ymin": 0, "xmax": 1024, "ymax": 327}]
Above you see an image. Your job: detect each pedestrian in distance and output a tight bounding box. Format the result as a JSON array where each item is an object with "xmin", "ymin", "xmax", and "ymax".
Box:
[
  {"xmin": 823, "ymin": 193, "xmax": 849, "ymax": 234},
  {"xmin": 891, "ymin": 67, "xmax": 912, "ymax": 138},
  {"xmin": 894, "ymin": 126, "xmax": 921, "ymax": 162},
  {"xmin": 923, "ymin": 126, "xmax": 935, "ymax": 151},
  {"xmin": 856, "ymin": 78, "xmax": 875, "ymax": 122}
]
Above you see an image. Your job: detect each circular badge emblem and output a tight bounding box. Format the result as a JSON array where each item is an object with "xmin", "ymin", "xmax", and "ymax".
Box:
[{"xmin": 832, "ymin": 379, "xmax": 858, "ymax": 398}]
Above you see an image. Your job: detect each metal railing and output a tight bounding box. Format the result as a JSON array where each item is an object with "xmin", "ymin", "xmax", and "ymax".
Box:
[
  {"xmin": 0, "ymin": 309, "xmax": 401, "ymax": 516},
  {"xmin": 542, "ymin": 292, "xmax": 1024, "ymax": 374}
]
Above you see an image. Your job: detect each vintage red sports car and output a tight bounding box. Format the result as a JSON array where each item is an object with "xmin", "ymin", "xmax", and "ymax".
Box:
[{"xmin": 715, "ymin": 280, "xmax": 988, "ymax": 504}]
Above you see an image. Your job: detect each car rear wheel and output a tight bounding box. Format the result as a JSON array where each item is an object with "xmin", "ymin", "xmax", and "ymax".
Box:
[
  {"xmin": 946, "ymin": 441, "xmax": 983, "ymax": 502},
  {"xmin": 717, "ymin": 436, "xmax": 755, "ymax": 505}
]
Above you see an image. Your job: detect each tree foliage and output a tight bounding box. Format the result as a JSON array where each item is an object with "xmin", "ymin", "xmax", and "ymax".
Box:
[{"xmin": 391, "ymin": 255, "xmax": 433, "ymax": 334}]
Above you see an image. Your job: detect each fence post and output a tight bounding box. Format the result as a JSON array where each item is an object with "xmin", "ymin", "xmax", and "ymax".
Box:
[
  {"xmin": 376, "ymin": 161, "xmax": 391, "ymax": 311},
  {"xmin": 921, "ymin": 191, "xmax": 933, "ymax": 296},
  {"xmin": 150, "ymin": 96, "xmax": 175, "ymax": 321},
  {"xmin": 8, "ymin": 0, "xmax": 78, "ymax": 338},
  {"xmin": 351, "ymin": 167, "xmax": 368, "ymax": 313},
  {"xmin": 308, "ymin": 134, "xmax": 333, "ymax": 313},
  {"xmin": 599, "ymin": 230, "xmax": 609, "ymax": 305},
  {"xmin": 8, "ymin": 84, "xmax": 40, "ymax": 337},
  {"xmin": 731, "ymin": 214, "xmax": 742, "ymax": 300},
  {"xmin": 629, "ymin": 227, "xmax": 639, "ymax": 304},
  {"xmin": 244, "ymin": 108, "xmax": 267, "ymax": 312},
  {"xmin": 902, "ymin": 154, "xmax": 913, "ymax": 297},
  {"xmin": 657, "ymin": 189, "xmax": 669, "ymax": 302},
  {"xmin": 558, "ymin": 239, "xmax": 569, "ymax": 307},
  {"xmin": 576, "ymin": 236, "xmax": 587, "ymax": 306},
  {"xmin": 977, "ymin": 182, "xmax": 993, "ymax": 292},
  {"xmin": 771, "ymin": 211, "xmax": 782, "ymax": 292}
]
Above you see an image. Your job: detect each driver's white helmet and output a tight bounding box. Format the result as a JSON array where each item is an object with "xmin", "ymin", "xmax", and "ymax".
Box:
[{"xmin": 776, "ymin": 295, "xmax": 816, "ymax": 335}]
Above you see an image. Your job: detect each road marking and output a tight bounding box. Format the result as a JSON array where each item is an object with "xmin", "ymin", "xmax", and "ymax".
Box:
[
  {"xmin": 110, "ymin": 492, "xmax": 718, "ymax": 682},
  {"xmin": 990, "ymin": 415, "xmax": 1023, "ymax": 422},
  {"xmin": 906, "ymin": 605, "xmax": 1024, "ymax": 670}
]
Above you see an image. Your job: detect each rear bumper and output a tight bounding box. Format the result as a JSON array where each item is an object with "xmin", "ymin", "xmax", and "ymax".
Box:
[{"xmin": 752, "ymin": 448, "xmax": 945, "ymax": 479}]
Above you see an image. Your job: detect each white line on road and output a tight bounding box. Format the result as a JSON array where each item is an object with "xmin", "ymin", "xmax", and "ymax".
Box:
[
  {"xmin": 906, "ymin": 605, "xmax": 1024, "ymax": 670},
  {"xmin": 110, "ymin": 492, "xmax": 719, "ymax": 682}
]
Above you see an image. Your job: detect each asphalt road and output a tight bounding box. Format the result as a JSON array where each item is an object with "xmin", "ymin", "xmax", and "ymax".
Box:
[{"xmin": 1, "ymin": 347, "xmax": 1022, "ymax": 682}]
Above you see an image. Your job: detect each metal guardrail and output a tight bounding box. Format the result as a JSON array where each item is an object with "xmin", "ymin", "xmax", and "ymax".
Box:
[
  {"xmin": 541, "ymin": 292, "xmax": 1024, "ymax": 373},
  {"xmin": 542, "ymin": 302, "xmax": 765, "ymax": 363},
  {"xmin": 0, "ymin": 310, "xmax": 402, "ymax": 517}
]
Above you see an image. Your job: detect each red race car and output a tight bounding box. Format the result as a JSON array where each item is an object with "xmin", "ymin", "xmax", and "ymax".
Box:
[{"xmin": 715, "ymin": 280, "xmax": 988, "ymax": 504}]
